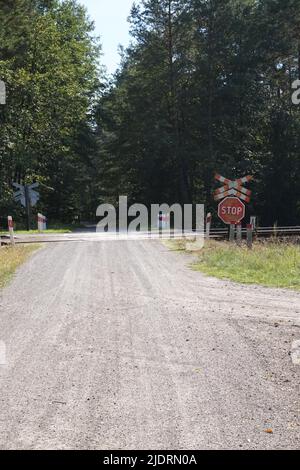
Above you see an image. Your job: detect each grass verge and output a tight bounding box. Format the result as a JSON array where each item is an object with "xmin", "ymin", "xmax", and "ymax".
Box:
[
  {"xmin": 167, "ymin": 239, "xmax": 300, "ymax": 290},
  {"xmin": 0, "ymin": 244, "xmax": 40, "ymax": 289}
]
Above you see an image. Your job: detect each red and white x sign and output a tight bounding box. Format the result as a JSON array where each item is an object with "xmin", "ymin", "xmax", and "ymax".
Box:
[{"xmin": 214, "ymin": 174, "xmax": 253, "ymax": 203}]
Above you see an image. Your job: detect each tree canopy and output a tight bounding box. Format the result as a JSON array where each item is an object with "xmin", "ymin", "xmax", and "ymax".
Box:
[
  {"xmin": 0, "ymin": 0, "xmax": 101, "ymax": 225},
  {"xmin": 96, "ymin": 0, "xmax": 300, "ymax": 225}
]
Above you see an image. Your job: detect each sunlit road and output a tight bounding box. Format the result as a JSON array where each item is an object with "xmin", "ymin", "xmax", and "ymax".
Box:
[{"xmin": 0, "ymin": 240, "xmax": 299, "ymax": 449}]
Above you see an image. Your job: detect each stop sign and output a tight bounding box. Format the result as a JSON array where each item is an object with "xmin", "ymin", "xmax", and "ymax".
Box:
[{"xmin": 218, "ymin": 197, "xmax": 245, "ymax": 224}]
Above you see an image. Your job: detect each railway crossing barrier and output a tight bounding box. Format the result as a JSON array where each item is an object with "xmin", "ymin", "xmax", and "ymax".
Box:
[
  {"xmin": 206, "ymin": 213, "xmax": 212, "ymax": 239},
  {"xmin": 157, "ymin": 213, "xmax": 170, "ymax": 230},
  {"xmin": 38, "ymin": 213, "xmax": 47, "ymax": 232},
  {"xmin": 8, "ymin": 216, "xmax": 15, "ymax": 246}
]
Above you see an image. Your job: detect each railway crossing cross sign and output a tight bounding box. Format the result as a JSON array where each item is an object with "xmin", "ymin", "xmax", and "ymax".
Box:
[
  {"xmin": 13, "ymin": 182, "xmax": 40, "ymax": 208},
  {"xmin": 218, "ymin": 197, "xmax": 245, "ymax": 225},
  {"xmin": 214, "ymin": 173, "xmax": 253, "ymax": 226},
  {"xmin": 12, "ymin": 183, "xmax": 26, "ymax": 207},
  {"xmin": 214, "ymin": 174, "xmax": 253, "ymax": 203}
]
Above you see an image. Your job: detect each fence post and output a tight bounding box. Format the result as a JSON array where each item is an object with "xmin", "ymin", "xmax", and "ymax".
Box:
[
  {"xmin": 236, "ymin": 223, "xmax": 242, "ymax": 246},
  {"xmin": 206, "ymin": 213, "xmax": 212, "ymax": 240},
  {"xmin": 229, "ymin": 223, "xmax": 235, "ymax": 242},
  {"xmin": 247, "ymin": 224, "xmax": 253, "ymax": 249},
  {"xmin": 7, "ymin": 216, "xmax": 15, "ymax": 246}
]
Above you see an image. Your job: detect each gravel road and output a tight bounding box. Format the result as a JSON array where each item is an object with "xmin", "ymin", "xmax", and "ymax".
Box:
[{"xmin": 0, "ymin": 240, "xmax": 299, "ymax": 449}]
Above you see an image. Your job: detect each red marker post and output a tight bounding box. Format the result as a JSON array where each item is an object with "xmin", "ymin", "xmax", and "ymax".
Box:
[
  {"xmin": 206, "ymin": 213, "xmax": 212, "ymax": 240},
  {"xmin": 38, "ymin": 213, "xmax": 47, "ymax": 232},
  {"xmin": 7, "ymin": 216, "xmax": 15, "ymax": 246}
]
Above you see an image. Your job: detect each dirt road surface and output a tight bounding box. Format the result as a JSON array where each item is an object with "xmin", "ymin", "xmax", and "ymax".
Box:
[{"xmin": 0, "ymin": 240, "xmax": 299, "ymax": 449}]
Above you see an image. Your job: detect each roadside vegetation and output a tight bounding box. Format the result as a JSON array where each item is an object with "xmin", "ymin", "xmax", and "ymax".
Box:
[
  {"xmin": 167, "ymin": 240, "xmax": 300, "ymax": 291},
  {"xmin": 0, "ymin": 245, "xmax": 40, "ymax": 289}
]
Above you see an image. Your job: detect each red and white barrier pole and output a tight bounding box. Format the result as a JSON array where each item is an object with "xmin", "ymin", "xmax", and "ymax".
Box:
[
  {"xmin": 206, "ymin": 213, "xmax": 212, "ymax": 239},
  {"xmin": 157, "ymin": 213, "xmax": 170, "ymax": 230},
  {"xmin": 38, "ymin": 213, "xmax": 47, "ymax": 232},
  {"xmin": 7, "ymin": 216, "xmax": 15, "ymax": 246}
]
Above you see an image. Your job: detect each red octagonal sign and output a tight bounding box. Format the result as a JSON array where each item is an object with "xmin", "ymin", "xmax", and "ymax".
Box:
[{"xmin": 218, "ymin": 197, "xmax": 245, "ymax": 225}]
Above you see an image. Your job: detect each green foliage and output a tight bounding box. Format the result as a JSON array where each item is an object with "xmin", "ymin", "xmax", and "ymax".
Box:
[
  {"xmin": 0, "ymin": 0, "xmax": 101, "ymax": 224},
  {"xmin": 0, "ymin": 244, "xmax": 40, "ymax": 288},
  {"xmin": 192, "ymin": 241, "xmax": 300, "ymax": 290},
  {"xmin": 96, "ymin": 0, "xmax": 300, "ymax": 224}
]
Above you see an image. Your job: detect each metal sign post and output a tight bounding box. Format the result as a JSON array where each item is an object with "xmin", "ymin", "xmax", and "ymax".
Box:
[
  {"xmin": 236, "ymin": 223, "xmax": 242, "ymax": 245},
  {"xmin": 229, "ymin": 223, "xmax": 235, "ymax": 243},
  {"xmin": 247, "ymin": 224, "xmax": 253, "ymax": 249},
  {"xmin": 25, "ymin": 185, "xmax": 31, "ymax": 231}
]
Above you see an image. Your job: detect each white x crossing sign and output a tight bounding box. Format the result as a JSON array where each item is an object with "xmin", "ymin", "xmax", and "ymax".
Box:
[
  {"xmin": 13, "ymin": 183, "xmax": 26, "ymax": 207},
  {"xmin": 13, "ymin": 182, "xmax": 40, "ymax": 208}
]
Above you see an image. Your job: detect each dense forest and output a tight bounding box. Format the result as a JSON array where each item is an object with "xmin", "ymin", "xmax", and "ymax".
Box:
[
  {"xmin": 0, "ymin": 0, "xmax": 101, "ymax": 226},
  {"xmin": 1, "ymin": 0, "xmax": 300, "ymax": 227}
]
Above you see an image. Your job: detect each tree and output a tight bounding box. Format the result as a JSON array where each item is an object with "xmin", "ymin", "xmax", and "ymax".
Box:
[{"xmin": 0, "ymin": 0, "xmax": 101, "ymax": 225}]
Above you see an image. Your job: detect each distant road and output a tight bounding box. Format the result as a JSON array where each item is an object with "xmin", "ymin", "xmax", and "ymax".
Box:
[
  {"xmin": 0, "ymin": 240, "xmax": 299, "ymax": 449},
  {"xmin": 10, "ymin": 229, "xmax": 204, "ymax": 244}
]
